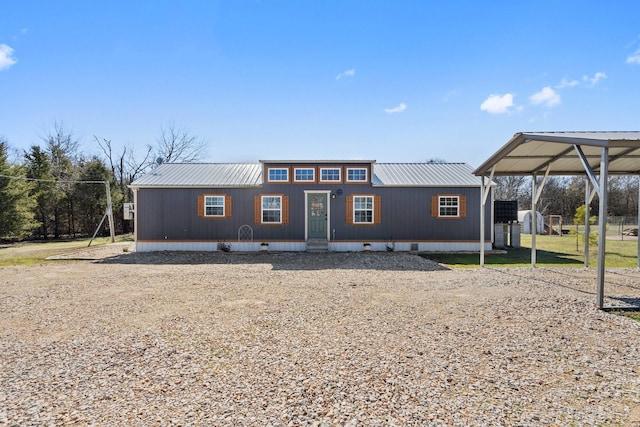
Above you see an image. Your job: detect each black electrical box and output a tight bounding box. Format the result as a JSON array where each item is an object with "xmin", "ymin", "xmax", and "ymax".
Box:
[{"xmin": 494, "ymin": 200, "xmax": 518, "ymax": 223}]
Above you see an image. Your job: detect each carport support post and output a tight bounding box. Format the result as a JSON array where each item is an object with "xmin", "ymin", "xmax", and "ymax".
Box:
[
  {"xmin": 480, "ymin": 176, "xmax": 485, "ymax": 267},
  {"xmin": 638, "ymin": 176, "xmax": 640, "ymax": 269},
  {"xmin": 531, "ymin": 173, "xmax": 537, "ymax": 267},
  {"xmin": 596, "ymin": 147, "xmax": 608, "ymax": 309},
  {"xmin": 479, "ymin": 169, "xmax": 494, "ymax": 267},
  {"xmin": 584, "ymin": 179, "xmax": 590, "ymax": 268}
]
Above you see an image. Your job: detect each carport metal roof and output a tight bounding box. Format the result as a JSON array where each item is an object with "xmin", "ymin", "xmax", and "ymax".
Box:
[
  {"xmin": 474, "ymin": 131, "xmax": 640, "ymax": 176},
  {"xmin": 473, "ymin": 131, "xmax": 640, "ymax": 310}
]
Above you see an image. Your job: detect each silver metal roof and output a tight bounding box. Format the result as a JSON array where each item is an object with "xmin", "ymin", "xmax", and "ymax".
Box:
[
  {"xmin": 260, "ymin": 159, "xmax": 376, "ymax": 165},
  {"xmin": 373, "ymin": 163, "xmax": 481, "ymax": 186},
  {"xmin": 474, "ymin": 131, "xmax": 640, "ymax": 176},
  {"xmin": 130, "ymin": 163, "xmax": 262, "ymax": 188},
  {"xmin": 130, "ymin": 161, "xmax": 481, "ymax": 188}
]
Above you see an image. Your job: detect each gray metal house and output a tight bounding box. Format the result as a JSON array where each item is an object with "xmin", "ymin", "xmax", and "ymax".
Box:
[{"xmin": 129, "ymin": 160, "xmax": 492, "ymax": 252}]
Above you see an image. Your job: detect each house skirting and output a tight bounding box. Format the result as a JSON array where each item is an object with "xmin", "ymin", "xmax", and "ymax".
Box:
[{"xmin": 135, "ymin": 240, "xmax": 492, "ymax": 253}]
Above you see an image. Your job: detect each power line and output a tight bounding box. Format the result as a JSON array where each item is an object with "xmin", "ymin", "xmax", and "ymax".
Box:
[
  {"xmin": 0, "ymin": 173, "xmax": 115, "ymax": 244},
  {"xmin": 0, "ymin": 174, "xmax": 106, "ymax": 184}
]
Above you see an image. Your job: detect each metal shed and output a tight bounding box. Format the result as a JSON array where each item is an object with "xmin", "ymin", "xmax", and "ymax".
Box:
[
  {"xmin": 474, "ymin": 131, "xmax": 640, "ymax": 309},
  {"xmin": 130, "ymin": 161, "xmax": 490, "ymax": 253}
]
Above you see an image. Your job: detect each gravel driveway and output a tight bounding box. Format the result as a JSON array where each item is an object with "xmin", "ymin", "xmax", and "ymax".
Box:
[{"xmin": 1, "ymin": 250, "xmax": 640, "ymax": 426}]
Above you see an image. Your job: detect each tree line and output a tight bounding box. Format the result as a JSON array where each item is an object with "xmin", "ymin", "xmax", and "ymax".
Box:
[
  {"xmin": 0, "ymin": 122, "xmax": 206, "ymax": 240},
  {"xmin": 493, "ymin": 175, "xmax": 640, "ymax": 222},
  {"xmin": 2, "ymin": 127, "xmax": 639, "ymax": 240}
]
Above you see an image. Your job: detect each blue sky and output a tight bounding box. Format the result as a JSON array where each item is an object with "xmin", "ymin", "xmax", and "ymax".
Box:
[{"xmin": 1, "ymin": 1, "xmax": 639, "ymax": 167}]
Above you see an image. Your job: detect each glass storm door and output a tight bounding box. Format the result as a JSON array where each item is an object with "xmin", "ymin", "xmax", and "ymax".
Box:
[{"xmin": 308, "ymin": 193, "xmax": 327, "ymax": 239}]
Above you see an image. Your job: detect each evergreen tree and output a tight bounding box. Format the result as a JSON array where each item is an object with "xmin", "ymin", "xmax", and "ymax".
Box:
[
  {"xmin": 0, "ymin": 140, "xmax": 37, "ymax": 239},
  {"xmin": 43, "ymin": 122, "xmax": 79, "ymax": 238},
  {"xmin": 24, "ymin": 145, "xmax": 56, "ymax": 239},
  {"xmin": 73, "ymin": 157, "xmax": 118, "ymax": 235}
]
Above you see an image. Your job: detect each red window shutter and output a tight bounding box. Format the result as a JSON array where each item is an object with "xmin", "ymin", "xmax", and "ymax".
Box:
[
  {"xmin": 431, "ymin": 195, "xmax": 438, "ymax": 217},
  {"xmin": 254, "ymin": 195, "xmax": 261, "ymax": 224},
  {"xmin": 197, "ymin": 195, "xmax": 205, "ymax": 217},
  {"xmin": 374, "ymin": 195, "xmax": 382, "ymax": 225},
  {"xmin": 346, "ymin": 195, "xmax": 353, "ymax": 225},
  {"xmin": 282, "ymin": 195, "xmax": 289, "ymax": 224},
  {"xmin": 460, "ymin": 196, "xmax": 466, "ymax": 218},
  {"xmin": 225, "ymin": 195, "xmax": 232, "ymax": 218}
]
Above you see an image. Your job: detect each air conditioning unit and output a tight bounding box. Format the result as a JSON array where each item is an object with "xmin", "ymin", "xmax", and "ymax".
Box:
[{"xmin": 123, "ymin": 203, "xmax": 135, "ymax": 220}]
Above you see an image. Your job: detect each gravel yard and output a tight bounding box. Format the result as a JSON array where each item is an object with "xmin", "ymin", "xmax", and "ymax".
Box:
[{"xmin": 1, "ymin": 249, "xmax": 640, "ymax": 426}]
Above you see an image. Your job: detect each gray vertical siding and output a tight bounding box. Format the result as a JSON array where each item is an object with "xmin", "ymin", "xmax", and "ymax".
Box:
[{"xmin": 136, "ymin": 184, "xmax": 490, "ymax": 243}]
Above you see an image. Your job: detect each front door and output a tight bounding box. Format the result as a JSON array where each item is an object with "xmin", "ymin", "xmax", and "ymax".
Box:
[{"xmin": 307, "ymin": 193, "xmax": 327, "ymax": 239}]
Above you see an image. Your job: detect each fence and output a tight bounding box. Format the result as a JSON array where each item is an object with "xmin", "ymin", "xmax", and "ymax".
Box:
[
  {"xmin": 606, "ymin": 217, "xmax": 639, "ymax": 238},
  {"xmin": 557, "ymin": 216, "xmax": 638, "ymax": 239}
]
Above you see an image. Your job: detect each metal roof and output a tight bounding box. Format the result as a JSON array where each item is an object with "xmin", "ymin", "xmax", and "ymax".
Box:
[
  {"xmin": 373, "ymin": 163, "xmax": 481, "ymax": 186},
  {"xmin": 261, "ymin": 159, "xmax": 376, "ymax": 165},
  {"xmin": 130, "ymin": 163, "xmax": 262, "ymax": 188},
  {"xmin": 474, "ymin": 131, "xmax": 640, "ymax": 176},
  {"xmin": 130, "ymin": 162, "xmax": 481, "ymax": 188}
]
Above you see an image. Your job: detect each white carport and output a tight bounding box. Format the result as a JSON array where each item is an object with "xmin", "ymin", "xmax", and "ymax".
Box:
[{"xmin": 474, "ymin": 131, "xmax": 640, "ymax": 309}]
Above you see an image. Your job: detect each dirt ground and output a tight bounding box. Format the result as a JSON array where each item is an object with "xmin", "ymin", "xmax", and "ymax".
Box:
[{"xmin": 1, "ymin": 247, "xmax": 640, "ymax": 425}]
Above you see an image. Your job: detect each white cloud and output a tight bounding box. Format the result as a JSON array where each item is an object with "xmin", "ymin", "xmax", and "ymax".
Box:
[
  {"xmin": 529, "ymin": 86, "xmax": 561, "ymax": 107},
  {"xmin": 583, "ymin": 71, "xmax": 607, "ymax": 86},
  {"xmin": 556, "ymin": 78, "xmax": 579, "ymax": 89},
  {"xmin": 627, "ymin": 49, "xmax": 640, "ymax": 64},
  {"xmin": 384, "ymin": 102, "xmax": 407, "ymax": 114},
  {"xmin": 336, "ymin": 68, "xmax": 355, "ymax": 80},
  {"xmin": 0, "ymin": 44, "xmax": 17, "ymax": 70},
  {"xmin": 480, "ymin": 93, "xmax": 516, "ymax": 114}
]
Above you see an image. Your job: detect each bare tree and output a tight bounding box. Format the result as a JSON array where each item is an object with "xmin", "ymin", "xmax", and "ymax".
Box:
[
  {"xmin": 94, "ymin": 136, "xmax": 152, "ymax": 197},
  {"xmin": 426, "ymin": 157, "xmax": 447, "ymax": 163},
  {"xmin": 154, "ymin": 123, "xmax": 207, "ymax": 164},
  {"xmin": 94, "ymin": 136, "xmax": 154, "ymax": 234},
  {"xmin": 493, "ymin": 176, "xmax": 528, "ymax": 201}
]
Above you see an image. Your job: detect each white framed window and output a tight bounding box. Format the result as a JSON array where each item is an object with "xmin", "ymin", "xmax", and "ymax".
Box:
[
  {"xmin": 262, "ymin": 195, "xmax": 282, "ymax": 223},
  {"xmin": 346, "ymin": 167, "xmax": 368, "ymax": 182},
  {"xmin": 320, "ymin": 168, "xmax": 341, "ymax": 182},
  {"xmin": 439, "ymin": 196, "xmax": 460, "ymax": 217},
  {"xmin": 294, "ymin": 168, "xmax": 315, "ymax": 182},
  {"xmin": 204, "ymin": 195, "xmax": 225, "ymax": 217},
  {"xmin": 353, "ymin": 195, "xmax": 374, "ymax": 223},
  {"xmin": 268, "ymin": 168, "xmax": 289, "ymax": 182}
]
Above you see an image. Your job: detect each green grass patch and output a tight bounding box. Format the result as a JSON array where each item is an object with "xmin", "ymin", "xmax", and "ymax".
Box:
[
  {"xmin": 610, "ymin": 311, "xmax": 640, "ymax": 322},
  {"xmin": 422, "ymin": 234, "xmax": 639, "ymax": 268},
  {"xmin": 0, "ymin": 235, "xmax": 133, "ymax": 266}
]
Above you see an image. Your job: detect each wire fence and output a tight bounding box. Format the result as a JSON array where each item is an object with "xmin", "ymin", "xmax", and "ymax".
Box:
[
  {"xmin": 549, "ymin": 216, "xmax": 639, "ymax": 239},
  {"xmin": 605, "ymin": 217, "xmax": 639, "ymax": 238}
]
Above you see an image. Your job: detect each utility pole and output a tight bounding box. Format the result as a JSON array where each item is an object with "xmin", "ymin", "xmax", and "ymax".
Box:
[
  {"xmin": 88, "ymin": 180, "xmax": 115, "ymax": 246},
  {"xmin": 105, "ymin": 180, "xmax": 115, "ymax": 243}
]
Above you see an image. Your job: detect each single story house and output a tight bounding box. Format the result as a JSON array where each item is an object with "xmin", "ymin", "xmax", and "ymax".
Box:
[{"xmin": 128, "ymin": 160, "xmax": 493, "ymax": 252}]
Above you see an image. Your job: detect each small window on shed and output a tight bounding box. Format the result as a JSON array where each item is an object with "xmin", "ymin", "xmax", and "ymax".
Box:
[
  {"xmin": 346, "ymin": 194, "xmax": 381, "ymax": 225},
  {"xmin": 197, "ymin": 194, "xmax": 232, "ymax": 218},
  {"xmin": 431, "ymin": 194, "xmax": 466, "ymax": 219},
  {"xmin": 254, "ymin": 194, "xmax": 289, "ymax": 225}
]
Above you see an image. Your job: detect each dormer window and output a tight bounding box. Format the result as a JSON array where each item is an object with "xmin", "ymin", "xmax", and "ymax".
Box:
[
  {"xmin": 346, "ymin": 167, "xmax": 367, "ymax": 183},
  {"xmin": 294, "ymin": 168, "xmax": 315, "ymax": 182},
  {"xmin": 320, "ymin": 168, "xmax": 341, "ymax": 182},
  {"xmin": 267, "ymin": 168, "xmax": 289, "ymax": 183}
]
